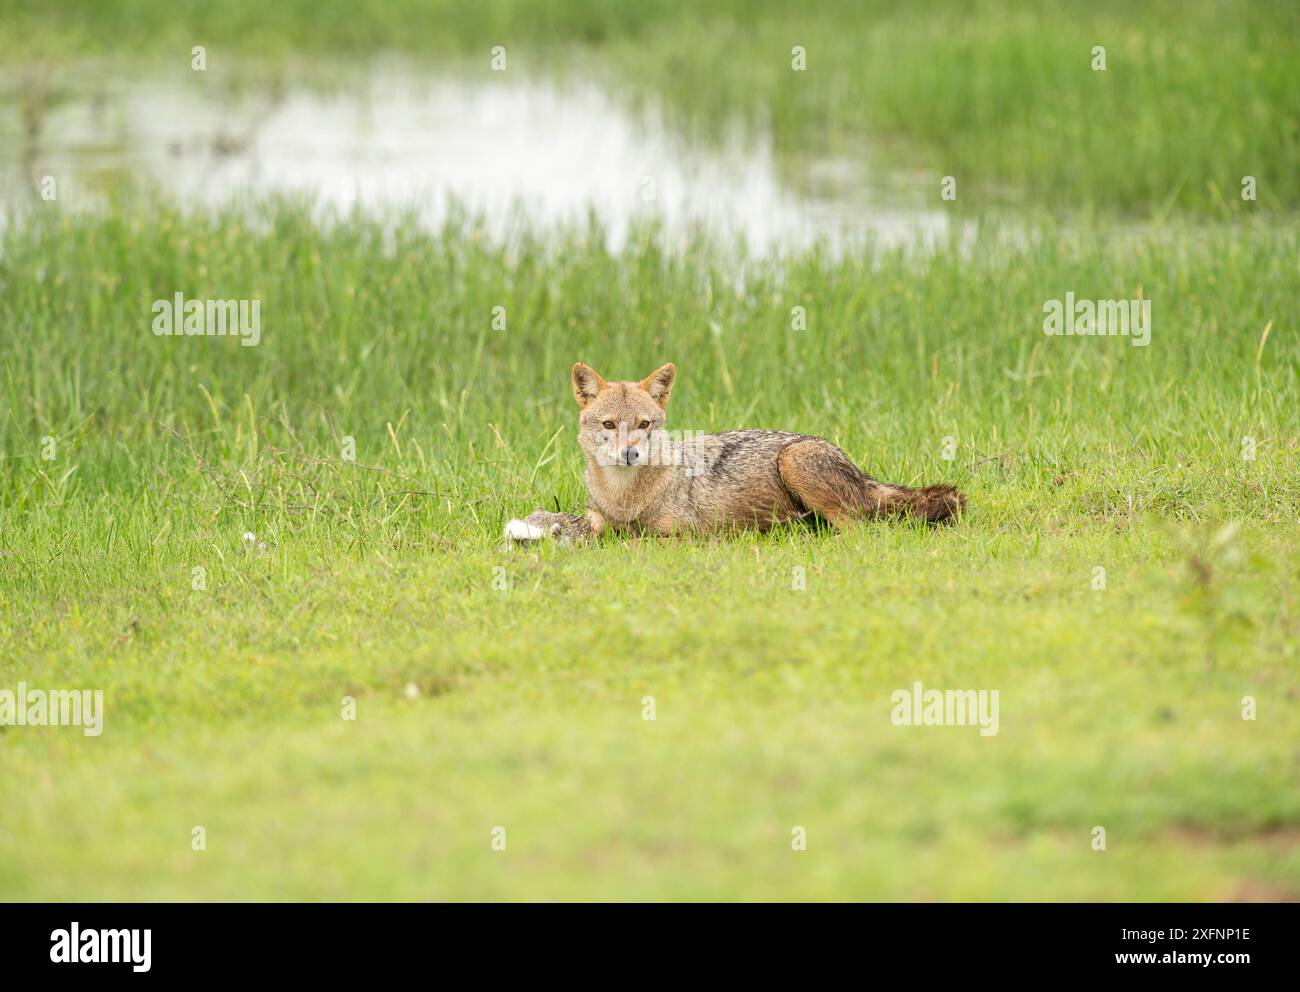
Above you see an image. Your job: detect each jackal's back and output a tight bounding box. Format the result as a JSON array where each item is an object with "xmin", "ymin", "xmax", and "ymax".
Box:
[{"xmin": 665, "ymin": 429, "xmax": 816, "ymax": 530}]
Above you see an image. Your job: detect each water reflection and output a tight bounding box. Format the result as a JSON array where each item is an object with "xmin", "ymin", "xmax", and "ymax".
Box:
[{"xmin": 2, "ymin": 60, "xmax": 962, "ymax": 251}]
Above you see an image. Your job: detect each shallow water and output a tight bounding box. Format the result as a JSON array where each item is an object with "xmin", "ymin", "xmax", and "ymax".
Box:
[{"xmin": 2, "ymin": 59, "xmax": 961, "ymax": 252}]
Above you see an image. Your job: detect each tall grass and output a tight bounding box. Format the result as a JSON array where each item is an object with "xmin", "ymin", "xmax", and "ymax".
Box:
[{"xmin": 0, "ymin": 198, "xmax": 1295, "ymax": 608}]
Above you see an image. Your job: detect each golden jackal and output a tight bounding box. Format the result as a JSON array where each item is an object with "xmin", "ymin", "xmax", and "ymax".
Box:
[{"xmin": 506, "ymin": 363, "xmax": 965, "ymax": 542}]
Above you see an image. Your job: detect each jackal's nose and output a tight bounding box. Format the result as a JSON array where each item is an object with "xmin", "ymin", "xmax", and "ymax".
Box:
[{"xmin": 620, "ymin": 447, "xmax": 640, "ymax": 465}]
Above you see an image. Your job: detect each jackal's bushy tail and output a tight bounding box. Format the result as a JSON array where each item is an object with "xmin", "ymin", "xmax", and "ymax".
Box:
[{"xmin": 868, "ymin": 482, "xmax": 966, "ymax": 523}]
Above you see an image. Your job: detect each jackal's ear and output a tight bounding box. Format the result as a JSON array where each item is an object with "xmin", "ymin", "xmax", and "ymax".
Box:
[
  {"xmin": 639, "ymin": 363, "xmax": 675, "ymax": 408},
  {"xmin": 572, "ymin": 363, "xmax": 608, "ymax": 408}
]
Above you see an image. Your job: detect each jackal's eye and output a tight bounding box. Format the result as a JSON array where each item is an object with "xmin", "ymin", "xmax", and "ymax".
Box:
[
  {"xmin": 637, "ymin": 420, "xmax": 650, "ymax": 430},
  {"xmin": 601, "ymin": 420, "xmax": 616, "ymax": 430}
]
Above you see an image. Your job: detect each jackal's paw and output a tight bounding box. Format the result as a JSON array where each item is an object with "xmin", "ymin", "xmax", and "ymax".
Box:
[{"xmin": 504, "ymin": 510, "xmax": 585, "ymax": 546}]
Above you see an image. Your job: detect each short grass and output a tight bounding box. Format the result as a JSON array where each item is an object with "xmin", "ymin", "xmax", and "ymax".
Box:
[
  {"xmin": 3, "ymin": 0, "xmax": 1298, "ymax": 213},
  {"xmin": 0, "ymin": 199, "xmax": 1297, "ymax": 899}
]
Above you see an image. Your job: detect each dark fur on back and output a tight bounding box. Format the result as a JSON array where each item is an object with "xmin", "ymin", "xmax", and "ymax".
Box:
[{"xmin": 509, "ymin": 364, "xmax": 967, "ymax": 542}]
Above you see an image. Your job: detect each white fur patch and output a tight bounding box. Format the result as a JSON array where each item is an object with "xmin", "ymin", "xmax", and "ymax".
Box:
[{"xmin": 504, "ymin": 519, "xmax": 546, "ymax": 542}]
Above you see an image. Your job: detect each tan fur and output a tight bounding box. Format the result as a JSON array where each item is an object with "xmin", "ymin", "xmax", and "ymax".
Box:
[{"xmin": 508, "ymin": 362, "xmax": 966, "ymax": 542}]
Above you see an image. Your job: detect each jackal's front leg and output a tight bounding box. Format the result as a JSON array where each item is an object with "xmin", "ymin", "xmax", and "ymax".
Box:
[{"xmin": 504, "ymin": 509, "xmax": 600, "ymax": 545}]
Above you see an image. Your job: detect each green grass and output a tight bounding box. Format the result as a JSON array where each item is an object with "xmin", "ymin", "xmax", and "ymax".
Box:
[
  {"xmin": 2, "ymin": 0, "xmax": 1298, "ymax": 214},
  {"xmin": 1, "ymin": 0, "xmax": 1297, "ymax": 901},
  {"xmin": 0, "ymin": 198, "xmax": 1297, "ymax": 899}
]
